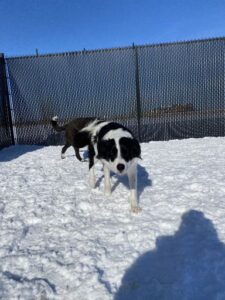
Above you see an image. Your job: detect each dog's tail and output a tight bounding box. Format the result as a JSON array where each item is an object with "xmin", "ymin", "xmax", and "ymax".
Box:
[{"xmin": 51, "ymin": 116, "xmax": 66, "ymax": 132}]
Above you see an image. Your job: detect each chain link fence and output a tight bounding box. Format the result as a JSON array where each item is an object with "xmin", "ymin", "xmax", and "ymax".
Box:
[
  {"xmin": 6, "ymin": 47, "xmax": 139, "ymax": 145},
  {"xmin": 0, "ymin": 37, "xmax": 225, "ymax": 149},
  {"xmin": 138, "ymin": 39, "xmax": 225, "ymax": 140}
]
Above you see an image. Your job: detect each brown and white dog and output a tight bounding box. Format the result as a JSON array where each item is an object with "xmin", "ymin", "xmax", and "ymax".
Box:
[
  {"xmin": 51, "ymin": 116, "xmax": 95, "ymax": 161},
  {"xmin": 52, "ymin": 117, "xmax": 142, "ymax": 212}
]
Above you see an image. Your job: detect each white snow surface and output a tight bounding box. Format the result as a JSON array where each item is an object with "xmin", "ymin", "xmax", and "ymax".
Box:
[{"xmin": 1, "ymin": 137, "xmax": 225, "ymax": 299}]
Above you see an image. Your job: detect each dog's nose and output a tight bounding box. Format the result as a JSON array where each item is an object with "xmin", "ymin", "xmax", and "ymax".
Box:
[{"xmin": 117, "ymin": 163, "xmax": 125, "ymax": 172}]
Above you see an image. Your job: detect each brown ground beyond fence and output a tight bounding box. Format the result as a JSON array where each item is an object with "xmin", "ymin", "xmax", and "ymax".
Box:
[{"xmin": 0, "ymin": 37, "xmax": 225, "ymax": 149}]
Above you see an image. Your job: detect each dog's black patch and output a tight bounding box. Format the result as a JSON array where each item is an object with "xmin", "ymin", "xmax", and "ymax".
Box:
[
  {"xmin": 97, "ymin": 139, "xmax": 118, "ymax": 161},
  {"xmin": 73, "ymin": 131, "xmax": 90, "ymax": 149},
  {"xmin": 119, "ymin": 137, "xmax": 141, "ymax": 161},
  {"xmin": 98, "ymin": 122, "xmax": 132, "ymax": 141}
]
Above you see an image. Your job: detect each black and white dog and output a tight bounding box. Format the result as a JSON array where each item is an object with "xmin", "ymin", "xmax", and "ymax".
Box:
[{"xmin": 71, "ymin": 118, "xmax": 142, "ymax": 213}]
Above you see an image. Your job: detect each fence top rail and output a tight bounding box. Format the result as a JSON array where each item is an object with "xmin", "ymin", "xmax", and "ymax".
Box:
[{"xmin": 6, "ymin": 36, "xmax": 225, "ymax": 61}]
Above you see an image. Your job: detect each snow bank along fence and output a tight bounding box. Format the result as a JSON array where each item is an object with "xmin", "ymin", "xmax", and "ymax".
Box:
[{"xmin": 0, "ymin": 37, "xmax": 225, "ymax": 149}]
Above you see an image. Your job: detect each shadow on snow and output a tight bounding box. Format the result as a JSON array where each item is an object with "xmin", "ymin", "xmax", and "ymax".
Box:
[
  {"xmin": 0, "ymin": 145, "xmax": 44, "ymax": 162},
  {"xmin": 115, "ymin": 210, "xmax": 225, "ymax": 300},
  {"xmin": 95, "ymin": 164, "xmax": 152, "ymax": 202}
]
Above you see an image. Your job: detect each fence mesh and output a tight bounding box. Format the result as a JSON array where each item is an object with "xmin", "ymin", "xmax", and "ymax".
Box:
[
  {"xmin": 3, "ymin": 37, "xmax": 225, "ymax": 147},
  {"xmin": 138, "ymin": 39, "xmax": 225, "ymax": 140},
  {"xmin": 6, "ymin": 47, "xmax": 138, "ymax": 145}
]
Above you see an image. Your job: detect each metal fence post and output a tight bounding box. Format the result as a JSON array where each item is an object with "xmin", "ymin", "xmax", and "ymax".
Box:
[
  {"xmin": 133, "ymin": 43, "xmax": 142, "ymax": 142},
  {"xmin": 0, "ymin": 53, "xmax": 15, "ymax": 145}
]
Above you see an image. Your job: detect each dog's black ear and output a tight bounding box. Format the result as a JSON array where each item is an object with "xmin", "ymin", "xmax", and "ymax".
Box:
[
  {"xmin": 120, "ymin": 137, "xmax": 141, "ymax": 160},
  {"xmin": 131, "ymin": 139, "xmax": 141, "ymax": 159}
]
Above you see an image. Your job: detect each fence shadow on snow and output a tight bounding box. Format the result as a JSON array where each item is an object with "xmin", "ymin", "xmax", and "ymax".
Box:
[{"xmin": 0, "ymin": 145, "xmax": 44, "ymax": 162}]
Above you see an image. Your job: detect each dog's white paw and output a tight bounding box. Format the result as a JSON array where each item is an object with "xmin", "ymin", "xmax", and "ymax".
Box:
[
  {"xmin": 104, "ymin": 189, "xmax": 112, "ymax": 196},
  {"xmin": 131, "ymin": 206, "xmax": 142, "ymax": 213},
  {"xmin": 61, "ymin": 154, "xmax": 66, "ymax": 159}
]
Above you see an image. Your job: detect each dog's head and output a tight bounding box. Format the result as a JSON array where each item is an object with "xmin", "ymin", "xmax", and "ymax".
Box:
[{"xmin": 97, "ymin": 137, "xmax": 141, "ymax": 175}]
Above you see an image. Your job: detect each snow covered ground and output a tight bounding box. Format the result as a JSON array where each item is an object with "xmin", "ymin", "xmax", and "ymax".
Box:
[{"xmin": 1, "ymin": 137, "xmax": 225, "ymax": 299}]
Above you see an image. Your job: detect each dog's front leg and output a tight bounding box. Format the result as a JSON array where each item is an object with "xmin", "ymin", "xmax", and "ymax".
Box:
[
  {"xmin": 128, "ymin": 164, "xmax": 141, "ymax": 213},
  {"xmin": 103, "ymin": 165, "xmax": 111, "ymax": 196},
  {"xmin": 89, "ymin": 145, "xmax": 96, "ymax": 188},
  {"xmin": 89, "ymin": 166, "xmax": 96, "ymax": 188}
]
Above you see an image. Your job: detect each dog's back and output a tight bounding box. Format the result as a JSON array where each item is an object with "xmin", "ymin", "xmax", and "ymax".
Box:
[
  {"xmin": 51, "ymin": 117, "xmax": 96, "ymax": 143},
  {"xmin": 64, "ymin": 118, "xmax": 96, "ymax": 145}
]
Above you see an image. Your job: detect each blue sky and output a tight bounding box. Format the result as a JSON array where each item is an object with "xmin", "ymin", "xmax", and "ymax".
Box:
[{"xmin": 1, "ymin": 0, "xmax": 225, "ymax": 57}]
